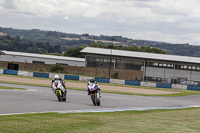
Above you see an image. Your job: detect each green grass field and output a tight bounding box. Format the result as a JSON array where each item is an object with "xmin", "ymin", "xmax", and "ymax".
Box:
[{"xmin": 0, "ymin": 108, "xmax": 200, "ymax": 133}]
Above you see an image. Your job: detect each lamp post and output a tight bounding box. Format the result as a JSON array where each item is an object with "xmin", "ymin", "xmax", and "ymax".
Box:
[
  {"xmin": 109, "ymin": 38, "xmax": 114, "ymax": 78},
  {"xmin": 100, "ymin": 63, "xmax": 103, "ymax": 78}
]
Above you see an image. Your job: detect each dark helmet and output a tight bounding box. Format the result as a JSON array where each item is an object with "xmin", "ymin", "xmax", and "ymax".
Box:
[{"xmin": 90, "ymin": 78, "xmax": 95, "ymax": 83}]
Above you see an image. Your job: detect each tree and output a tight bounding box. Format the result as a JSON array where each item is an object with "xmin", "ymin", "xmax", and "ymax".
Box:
[
  {"xmin": 51, "ymin": 64, "xmax": 64, "ymax": 73},
  {"xmin": 64, "ymin": 46, "xmax": 86, "ymax": 58},
  {"xmin": 64, "ymin": 43, "xmax": 166, "ymax": 58}
]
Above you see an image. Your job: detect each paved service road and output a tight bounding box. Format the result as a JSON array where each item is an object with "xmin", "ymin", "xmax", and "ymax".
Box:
[{"xmin": 0, "ymin": 83, "xmax": 200, "ymax": 115}]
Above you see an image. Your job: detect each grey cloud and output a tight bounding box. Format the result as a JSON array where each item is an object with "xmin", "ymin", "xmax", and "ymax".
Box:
[
  {"xmin": 135, "ymin": 0, "xmax": 160, "ymax": 1},
  {"xmin": 2, "ymin": 0, "xmax": 16, "ymax": 9},
  {"xmin": 1, "ymin": 0, "xmax": 200, "ymax": 45},
  {"xmin": 150, "ymin": 6, "xmax": 187, "ymax": 16}
]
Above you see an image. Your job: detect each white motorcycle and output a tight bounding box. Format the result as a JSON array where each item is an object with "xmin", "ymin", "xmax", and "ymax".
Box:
[
  {"xmin": 87, "ymin": 83, "xmax": 101, "ymax": 106},
  {"xmin": 52, "ymin": 80, "xmax": 67, "ymax": 102}
]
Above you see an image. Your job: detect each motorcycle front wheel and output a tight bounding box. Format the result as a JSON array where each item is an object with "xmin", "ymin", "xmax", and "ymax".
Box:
[
  {"xmin": 91, "ymin": 95, "xmax": 96, "ymax": 106},
  {"xmin": 56, "ymin": 90, "xmax": 62, "ymax": 102}
]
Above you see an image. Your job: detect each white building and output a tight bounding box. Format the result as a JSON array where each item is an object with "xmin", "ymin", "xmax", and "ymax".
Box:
[
  {"xmin": 0, "ymin": 50, "xmax": 85, "ymax": 66},
  {"xmin": 81, "ymin": 47, "xmax": 200, "ymax": 84}
]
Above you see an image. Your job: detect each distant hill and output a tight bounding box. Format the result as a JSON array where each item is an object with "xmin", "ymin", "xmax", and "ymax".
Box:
[
  {"xmin": 0, "ymin": 32, "xmax": 6, "ymax": 35},
  {"xmin": 62, "ymin": 37, "xmax": 122, "ymax": 44},
  {"xmin": 0, "ymin": 27, "xmax": 200, "ymax": 57}
]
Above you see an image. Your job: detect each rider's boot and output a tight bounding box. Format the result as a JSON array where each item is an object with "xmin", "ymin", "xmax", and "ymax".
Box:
[
  {"xmin": 52, "ymin": 88, "xmax": 56, "ymax": 93},
  {"xmin": 98, "ymin": 88, "xmax": 101, "ymax": 97}
]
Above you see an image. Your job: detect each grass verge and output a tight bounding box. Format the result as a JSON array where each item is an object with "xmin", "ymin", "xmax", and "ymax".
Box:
[
  {"xmin": 0, "ymin": 74, "xmax": 53, "ymax": 81},
  {"xmin": 0, "ymin": 86, "xmax": 26, "ymax": 90},
  {"xmin": 0, "ymin": 108, "xmax": 200, "ymax": 133},
  {"xmin": 0, "ymin": 80, "xmax": 200, "ymax": 97}
]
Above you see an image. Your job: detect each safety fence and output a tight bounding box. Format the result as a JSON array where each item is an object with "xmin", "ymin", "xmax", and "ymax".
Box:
[{"xmin": 1, "ymin": 69, "xmax": 200, "ymax": 91}]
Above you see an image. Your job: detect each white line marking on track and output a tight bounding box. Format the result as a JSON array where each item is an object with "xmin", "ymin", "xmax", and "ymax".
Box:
[
  {"xmin": 0, "ymin": 105, "xmax": 200, "ymax": 116},
  {"xmin": 13, "ymin": 89, "xmax": 41, "ymax": 92}
]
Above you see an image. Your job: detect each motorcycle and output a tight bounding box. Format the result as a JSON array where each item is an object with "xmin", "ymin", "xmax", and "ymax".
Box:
[
  {"xmin": 87, "ymin": 83, "xmax": 101, "ymax": 106},
  {"xmin": 52, "ymin": 80, "xmax": 67, "ymax": 102}
]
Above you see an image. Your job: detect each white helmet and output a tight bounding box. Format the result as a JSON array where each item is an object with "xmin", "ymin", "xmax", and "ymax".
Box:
[{"xmin": 54, "ymin": 75, "xmax": 60, "ymax": 80}]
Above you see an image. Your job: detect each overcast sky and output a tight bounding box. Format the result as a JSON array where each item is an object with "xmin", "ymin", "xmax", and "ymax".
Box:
[{"xmin": 1, "ymin": 0, "xmax": 200, "ymax": 45}]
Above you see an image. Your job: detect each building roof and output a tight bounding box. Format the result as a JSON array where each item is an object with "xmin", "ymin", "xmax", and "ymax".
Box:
[
  {"xmin": 81, "ymin": 47, "xmax": 200, "ymax": 64},
  {"xmin": 1, "ymin": 50, "xmax": 85, "ymax": 62}
]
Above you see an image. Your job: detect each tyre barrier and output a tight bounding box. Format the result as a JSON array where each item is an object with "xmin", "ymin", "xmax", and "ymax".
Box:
[
  {"xmin": 33, "ymin": 72, "xmax": 49, "ymax": 78},
  {"xmin": 94, "ymin": 77, "xmax": 110, "ymax": 83},
  {"xmin": 156, "ymin": 83, "xmax": 172, "ymax": 89},
  {"xmin": 3, "ymin": 69, "xmax": 18, "ymax": 75},
  {"xmin": 18, "ymin": 71, "xmax": 33, "ymax": 77},
  {"xmin": 64, "ymin": 75, "xmax": 79, "ymax": 81},
  {"xmin": 125, "ymin": 80, "xmax": 141, "ymax": 86},
  {"xmin": 110, "ymin": 79, "xmax": 125, "ymax": 85},
  {"xmin": 0, "ymin": 69, "xmax": 3, "ymax": 74},
  {"xmin": 187, "ymin": 85, "xmax": 200, "ymax": 91}
]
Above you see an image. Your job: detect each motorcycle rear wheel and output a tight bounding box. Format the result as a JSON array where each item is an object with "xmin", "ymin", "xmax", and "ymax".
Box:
[
  {"xmin": 96, "ymin": 98, "xmax": 101, "ymax": 106},
  {"xmin": 62, "ymin": 93, "xmax": 67, "ymax": 101}
]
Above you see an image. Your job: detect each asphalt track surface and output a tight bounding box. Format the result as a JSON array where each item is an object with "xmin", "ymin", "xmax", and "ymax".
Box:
[{"xmin": 0, "ymin": 83, "xmax": 200, "ymax": 115}]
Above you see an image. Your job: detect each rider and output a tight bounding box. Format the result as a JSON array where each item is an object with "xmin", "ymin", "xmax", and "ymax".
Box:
[
  {"xmin": 51, "ymin": 75, "xmax": 66, "ymax": 92},
  {"xmin": 87, "ymin": 78, "xmax": 100, "ymax": 95}
]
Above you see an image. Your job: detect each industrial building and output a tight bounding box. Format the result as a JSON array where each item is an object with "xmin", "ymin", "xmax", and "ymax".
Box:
[
  {"xmin": 81, "ymin": 47, "xmax": 200, "ymax": 84},
  {"xmin": 0, "ymin": 50, "xmax": 85, "ymax": 70},
  {"xmin": 1, "ymin": 48, "xmax": 200, "ymax": 85}
]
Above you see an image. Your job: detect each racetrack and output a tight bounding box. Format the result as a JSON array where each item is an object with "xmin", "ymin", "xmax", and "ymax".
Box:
[{"xmin": 0, "ymin": 83, "xmax": 200, "ymax": 115}]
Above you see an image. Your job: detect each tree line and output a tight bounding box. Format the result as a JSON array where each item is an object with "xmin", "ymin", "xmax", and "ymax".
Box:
[
  {"xmin": 2, "ymin": 27, "xmax": 200, "ymax": 57},
  {"xmin": 64, "ymin": 43, "xmax": 166, "ymax": 58},
  {"xmin": 0, "ymin": 35, "xmax": 166, "ymax": 58},
  {"xmin": 0, "ymin": 35, "xmax": 62, "ymax": 53}
]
